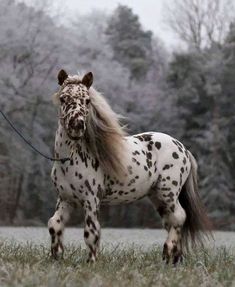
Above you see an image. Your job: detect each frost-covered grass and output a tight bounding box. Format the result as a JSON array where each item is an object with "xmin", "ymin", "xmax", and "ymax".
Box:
[{"xmin": 0, "ymin": 242, "xmax": 234, "ymax": 287}]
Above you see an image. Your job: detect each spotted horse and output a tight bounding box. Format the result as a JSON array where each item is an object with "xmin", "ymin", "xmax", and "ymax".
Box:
[{"xmin": 48, "ymin": 69, "xmax": 211, "ymax": 264}]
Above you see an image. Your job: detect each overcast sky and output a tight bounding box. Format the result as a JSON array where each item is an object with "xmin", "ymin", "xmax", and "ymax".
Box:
[
  {"xmin": 20, "ymin": 0, "xmax": 180, "ymax": 49},
  {"xmin": 63, "ymin": 0, "xmax": 179, "ymax": 48}
]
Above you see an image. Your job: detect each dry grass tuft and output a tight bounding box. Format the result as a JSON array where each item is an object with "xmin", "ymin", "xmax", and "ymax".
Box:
[{"xmin": 0, "ymin": 242, "xmax": 234, "ymax": 286}]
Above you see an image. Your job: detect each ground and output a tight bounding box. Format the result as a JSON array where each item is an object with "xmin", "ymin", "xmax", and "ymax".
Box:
[{"xmin": 0, "ymin": 228, "xmax": 234, "ymax": 287}]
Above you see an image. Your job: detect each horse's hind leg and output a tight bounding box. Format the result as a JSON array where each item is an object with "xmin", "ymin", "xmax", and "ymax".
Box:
[
  {"xmin": 149, "ymin": 187, "xmax": 186, "ymax": 264},
  {"xmin": 48, "ymin": 199, "xmax": 73, "ymax": 259},
  {"xmin": 162, "ymin": 201, "xmax": 186, "ymax": 264}
]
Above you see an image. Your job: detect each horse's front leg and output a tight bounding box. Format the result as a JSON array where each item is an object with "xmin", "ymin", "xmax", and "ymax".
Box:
[
  {"xmin": 48, "ymin": 199, "xmax": 73, "ymax": 259},
  {"xmin": 83, "ymin": 197, "xmax": 101, "ymax": 263}
]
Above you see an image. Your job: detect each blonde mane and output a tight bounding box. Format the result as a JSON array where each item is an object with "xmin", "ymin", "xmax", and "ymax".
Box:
[{"xmin": 85, "ymin": 87, "xmax": 127, "ymax": 178}]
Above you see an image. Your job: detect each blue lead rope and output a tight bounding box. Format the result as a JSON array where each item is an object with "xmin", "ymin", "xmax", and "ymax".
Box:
[{"xmin": 0, "ymin": 110, "xmax": 70, "ymax": 163}]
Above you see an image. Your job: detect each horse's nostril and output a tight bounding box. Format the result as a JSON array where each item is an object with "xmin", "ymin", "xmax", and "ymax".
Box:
[
  {"xmin": 77, "ymin": 120, "xmax": 84, "ymax": 130},
  {"xmin": 69, "ymin": 120, "xmax": 77, "ymax": 129}
]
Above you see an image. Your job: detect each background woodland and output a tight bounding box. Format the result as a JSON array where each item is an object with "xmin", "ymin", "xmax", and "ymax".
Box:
[{"xmin": 0, "ymin": 0, "xmax": 235, "ymax": 229}]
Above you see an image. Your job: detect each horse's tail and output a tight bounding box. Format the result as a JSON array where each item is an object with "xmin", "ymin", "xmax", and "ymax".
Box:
[{"xmin": 179, "ymin": 151, "xmax": 212, "ymax": 250}]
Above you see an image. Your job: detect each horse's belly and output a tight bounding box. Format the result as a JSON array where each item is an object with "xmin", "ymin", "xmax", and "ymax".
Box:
[{"xmin": 101, "ymin": 180, "xmax": 154, "ymax": 205}]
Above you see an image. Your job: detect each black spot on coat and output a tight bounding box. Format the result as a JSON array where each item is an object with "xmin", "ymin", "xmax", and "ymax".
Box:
[
  {"xmin": 155, "ymin": 142, "xmax": 161, "ymax": 149},
  {"xmin": 172, "ymin": 152, "xmax": 179, "ymax": 159}
]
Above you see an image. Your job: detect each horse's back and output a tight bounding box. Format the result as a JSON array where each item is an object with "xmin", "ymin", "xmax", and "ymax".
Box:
[{"xmin": 126, "ymin": 131, "xmax": 189, "ymax": 162}]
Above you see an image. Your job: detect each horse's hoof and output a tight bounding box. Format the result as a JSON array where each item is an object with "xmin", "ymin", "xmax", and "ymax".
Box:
[
  {"xmin": 86, "ymin": 254, "xmax": 96, "ymax": 264},
  {"xmin": 172, "ymin": 245, "xmax": 183, "ymax": 266},
  {"xmin": 87, "ymin": 257, "xmax": 96, "ymax": 264},
  {"xmin": 51, "ymin": 244, "xmax": 64, "ymax": 260},
  {"xmin": 173, "ymin": 253, "xmax": 183, "ymax": 266},
  {"xmin": 162, "ymin": 244, "xmax": 170, "ymax": 264}
]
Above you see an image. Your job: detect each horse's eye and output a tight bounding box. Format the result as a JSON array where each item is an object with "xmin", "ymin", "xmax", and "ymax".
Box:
[{"xmin": 60, "ymin": 95, "xmax": 66, "ymax": 104}]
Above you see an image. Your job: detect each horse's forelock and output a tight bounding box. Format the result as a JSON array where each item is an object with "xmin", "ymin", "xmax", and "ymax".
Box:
[{"xmin": 52, "ymin": 76, "xmax": 83, "ymax": 106}]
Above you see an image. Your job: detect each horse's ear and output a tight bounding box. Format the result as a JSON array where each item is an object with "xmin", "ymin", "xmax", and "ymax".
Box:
[
  {"xmin": 58, "ymin": 69, "xmax": 68, "ymax": 85},
  {"xmin": 82, "ymin": 72, "xmax": 93, "ymax": 89}
]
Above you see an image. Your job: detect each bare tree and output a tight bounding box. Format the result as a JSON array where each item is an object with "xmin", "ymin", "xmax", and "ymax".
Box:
[
  {"xmin": 164, "ymin": 0, "xmax": 235, "ymax": 50},
  {"xmin": 0, "ymin": 0, "xmax": 63, "ymax": 224}
]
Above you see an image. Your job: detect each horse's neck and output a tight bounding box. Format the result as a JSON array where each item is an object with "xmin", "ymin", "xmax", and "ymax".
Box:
[
  {"xmin": 54, "ymin": 123, "xmax": 70, "ymax": 158},
  {"xmin": 54, "ymin": 123, "xmax": 87, "ymax": 159}
]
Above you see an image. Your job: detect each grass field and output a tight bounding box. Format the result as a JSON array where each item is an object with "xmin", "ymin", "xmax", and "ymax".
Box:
[{"xmin": 0, "ymin": 242, "xmax": 234, "ymax": 287}]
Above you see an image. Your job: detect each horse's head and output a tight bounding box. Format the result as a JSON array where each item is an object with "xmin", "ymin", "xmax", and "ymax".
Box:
[{"xmin": 54, "ymin": 69, "xmax": 93, "ymax": 140}]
